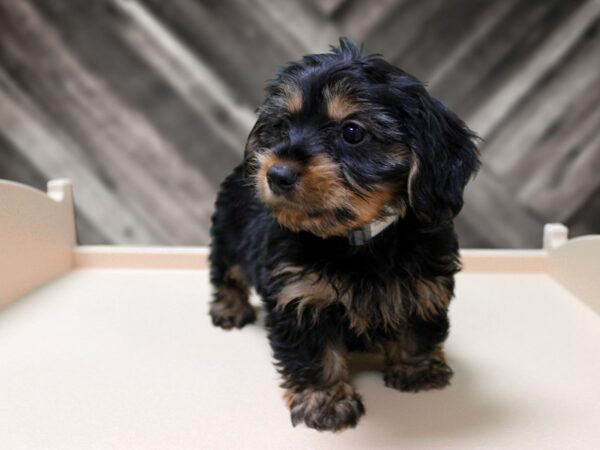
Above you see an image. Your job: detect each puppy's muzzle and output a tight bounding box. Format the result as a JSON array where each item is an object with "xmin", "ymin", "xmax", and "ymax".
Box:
[{"xmin": 267, "ymin": 164, "xmax": 299, "ymax": 195}]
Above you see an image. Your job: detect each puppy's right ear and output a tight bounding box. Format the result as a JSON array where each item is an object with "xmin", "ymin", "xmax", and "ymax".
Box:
[
  {"xmin": 242, "ymin": 119, "xmax": 264, "ymax": 178},
  {"xmin": 405, "ymin": 94, "xmax": 480, "ymax": 228}
]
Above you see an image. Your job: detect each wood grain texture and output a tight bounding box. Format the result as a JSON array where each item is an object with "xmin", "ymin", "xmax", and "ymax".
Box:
[{"xmin": 0, "ymin": 0, "xmax": 598, "ymax": 247}]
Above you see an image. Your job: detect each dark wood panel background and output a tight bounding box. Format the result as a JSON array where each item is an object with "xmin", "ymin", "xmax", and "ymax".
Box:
[{"xmin": 0, "ymin": 0, "xmax": 599, "ymax": 247}]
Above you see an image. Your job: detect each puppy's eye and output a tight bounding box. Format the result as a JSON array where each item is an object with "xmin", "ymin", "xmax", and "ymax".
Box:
[{"xmin": 341, "ymin": 121, "xmax": 366, "ymax": 145}]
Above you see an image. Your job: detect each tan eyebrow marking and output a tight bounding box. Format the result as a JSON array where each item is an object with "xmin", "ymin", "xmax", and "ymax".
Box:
[
  {"xmin": 280, "ymin": 82, "xmax": 302, "ymax": 113},
  {"xmin": 326, "ymin": 94, "xmax": 359, "ymax": 120},
  {"xmin": 287, "ymin": 91, "xmax": 302, "ymax": 113},
  {"xmin": 324, "ymin": 81, "xmax": 359, "ymax": 121}
]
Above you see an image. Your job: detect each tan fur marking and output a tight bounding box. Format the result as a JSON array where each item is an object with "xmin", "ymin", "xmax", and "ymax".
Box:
[
  {"xmin": 350, "ymin": 187, "xmax": 395, "ymax": 225},
  {"xmin": 286, "ymin": 382, "xmax": 355, "ymax": 408},
  {"xmin": 271, "ymin": 264, "xmax": 304, "ymax": 277},
  {"xmin": 211, "ymin": 286, "xmax": 246, "ymax": 312},
  {"xmin": 376, "ymin": 281, "xmax": 406, "ymax": 332},
  {"xmin": 210, "ymin": 282, "xmax": 253, "ymax": 326},
  {"xmin": 216, "ymin": 285, "xmax": 244, "ymax": 306},
  {"xmin": 209, "ymin": 264, "xmax": 255, "ymax": 328},
  {"xmin": 276, "ymin": 272, "xmax": 337, "ymax": 321},
  {"xmin": 326, "ymin": 94, "xmax": 359, "ymax": 121},
  {"xmin": 413, "ymin": 277, "xmax": 452, "ymax": 319},
  {"xmin": 269, "ymin": 275, "xmax": 451, "ymax": 344},
  {"xmin": 226, "ymin": 265, "xmax": 247, "ymax": 285},
  {"xmin": 280, "ymin": 82, "xmax": 302, "ymax": 113},
  {"xmin": 286, "ymin": 91, "xmax": 302, "ymax": 114},
  {"xmin": 322, "ymin": 344, "xmax": 349, "ymax": 385},
  {"xmin": 346, "ymin": 310, "xmax": 370, "ymax": 335},
  {"xmin": 283, "ymin": 389, "xmax": 294, "ymax": 408},
  {"xmin": 272, "ymin": 265, "xmax": 411, "ymax": 335},
  {"xmin": 323, "ymin": 81, "xmax": 358, "ymax": 121}
]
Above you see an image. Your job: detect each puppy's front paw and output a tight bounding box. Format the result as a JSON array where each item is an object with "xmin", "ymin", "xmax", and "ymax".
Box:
[
  {"xmin": 287, "ymin": 382, "xmax": 365, "ymax": 432},
  {"xmin": 209, "ymin": 298, "xmax": 256, "ymax": 330},
  {"xmin": 384, "ymin": 356, "xmax": 453, "ymax": 392}
]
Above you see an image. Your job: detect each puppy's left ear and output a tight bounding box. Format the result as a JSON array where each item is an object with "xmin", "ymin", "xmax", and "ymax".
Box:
[
  {"xmin": 242, "ymin": 119, "xmax": 264, "ymax": 178},
  {"xmin": 406, "ymin": 92, "xmax": 480, "ymax": 228}
]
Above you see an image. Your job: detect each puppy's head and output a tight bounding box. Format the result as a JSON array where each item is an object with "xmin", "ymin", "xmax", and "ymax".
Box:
[{"xmin": 245, "ymin": 38, "xmax": 480, "ymax": 238}]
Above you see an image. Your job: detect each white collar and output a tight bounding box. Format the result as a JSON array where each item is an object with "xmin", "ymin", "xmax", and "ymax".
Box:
[{"xmin": 347, "ymin": 213, "xmax": 399, "ymax": 246}]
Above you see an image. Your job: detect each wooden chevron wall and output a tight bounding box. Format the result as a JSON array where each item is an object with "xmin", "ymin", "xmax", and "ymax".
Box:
[{"xmin": 0, "ymin": 0, "xmax": 599, "ymax": 247}]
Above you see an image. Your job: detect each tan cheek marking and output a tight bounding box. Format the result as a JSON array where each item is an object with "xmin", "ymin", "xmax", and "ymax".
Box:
[
  {"xmin": 297, "ymin": 155, "xmax": 347, "ymax": 207},
  {"xmin": 349, "ymin": 187, "xmax": 395, "ymax": 225},
  {"xmin": 327, "ymin": 94, "xmax": 359, "ymax": 121},
  {"xmin": 271, "ymin": 209, "xmax": 349, "ymax": 238},
  {"xmin": 260, "ymin": 152, "xmax": 400, "ymax": 238},
  {"xmin": 266, "ymin": 154, "xmax": 355, "ymax": 238}
]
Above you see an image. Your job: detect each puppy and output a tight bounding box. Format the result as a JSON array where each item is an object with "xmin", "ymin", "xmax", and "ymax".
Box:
[{"xmin": 209, "ymin": 38, "xmax": 480, "ymax": 432}]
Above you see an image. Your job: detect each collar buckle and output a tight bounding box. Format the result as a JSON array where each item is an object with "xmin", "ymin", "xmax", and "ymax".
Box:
[{"xmin": 347, "ymin": 213, "xmax": 399, "ymax": 246}]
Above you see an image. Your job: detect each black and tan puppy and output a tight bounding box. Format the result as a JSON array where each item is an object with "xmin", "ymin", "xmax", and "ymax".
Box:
[{"xmin": 209, "ymin": 38, "xmax": 480, "ymax": 431}]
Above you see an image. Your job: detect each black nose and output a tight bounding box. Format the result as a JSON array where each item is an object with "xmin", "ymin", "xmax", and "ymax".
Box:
[{"xmin": 267, "ymin": 164, "xmax": 298, "ymax": 194}]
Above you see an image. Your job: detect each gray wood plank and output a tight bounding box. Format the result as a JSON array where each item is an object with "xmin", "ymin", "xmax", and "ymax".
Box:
[
  {"xmin": 519, "ymin": 110, "xmax": 600, "ymax": 222},
  {"xmin": 364, "ymin": 0, "xmax": 443, "ymax": 63},
  {"xmin": 390, "ymin": 0, "xmax": 497, "ymax": 80},
  {"xmin": 467, "ymin": 0, "xmax": 599, "ymax": 139},
  {"xmin": 567, "ymin": 185, "xmax": 600, "ymax": 238},
  {"xmin": 307, "ymin": 0, "xmax": 348, "ymax": 17},
  {"xmin": 484, "ymin": 23, "xmax": 600, "ymax": 182},
  {"xmin": 142, "ymin": 0, "xmax": 299, "ymax": 106},
  {"xmin": 328, "ymin": 0, "xmax": 400, "ymax": 41},
  {"xmin": 32, "ymin": 0, "xmax": 244, "ymax": 187},
  {"xmin": 429, "ymin": 0, "xmax": 584, "ymax": 120},
  {"xmin": 419, "ymin": 0, "xmax": 518, "ymax": 89},
  {"xmin": 0, "ymin": 0, "xmax": 214, "ymax": 243},
  {"xmin": 0, "ymin": 132, "xmax": 46, "ymax": 192},
  {"xmin": 0, "ymin": 70, "xmax": 158, "ymax": 245},
  {"xmin": 459, "ymin": 171, "xmax": 544, "ymax": 248}
]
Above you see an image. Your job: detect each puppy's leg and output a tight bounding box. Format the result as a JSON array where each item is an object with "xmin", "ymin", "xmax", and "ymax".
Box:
[
  {"xmin": 209, "ymin": 263, "xmax": 255, "ymax": 330},
  {"xmin": 268, "ymin": 308, "xmax": 364, "ymax": 431},
  {"xmin": 383, "ymin": 312, "xmax": 453, "ymax": 392}
]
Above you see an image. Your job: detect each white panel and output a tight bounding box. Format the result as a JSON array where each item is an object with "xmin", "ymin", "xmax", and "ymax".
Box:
[{"xmin": 0, "ymin": 179, "xmax": 75, "ymax": 306}]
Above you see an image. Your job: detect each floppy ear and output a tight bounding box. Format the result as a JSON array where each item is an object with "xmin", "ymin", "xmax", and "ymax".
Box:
[
  {"xmin": 406, "ymin": 92, "xmax": 480, "ymax": 228},
  {"xmin": 241, "ymin": 119, "xmax": 264, "ymax": 179}
]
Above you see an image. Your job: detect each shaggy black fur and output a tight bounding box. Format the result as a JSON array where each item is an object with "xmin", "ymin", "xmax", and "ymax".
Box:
[{"xmin": 209, "ymin": 38, "xmax": 480, "ymax": 432}]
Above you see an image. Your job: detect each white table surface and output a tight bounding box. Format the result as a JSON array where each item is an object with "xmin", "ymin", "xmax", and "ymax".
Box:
[{"xmin": 1, "ymin": 268, "xmax": 599, "ymax": 449}]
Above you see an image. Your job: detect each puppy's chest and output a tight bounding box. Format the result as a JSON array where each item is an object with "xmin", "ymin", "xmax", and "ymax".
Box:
[{"xmin": 274, "ymin": 267, "xmax": 452, "ymax": 335}]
